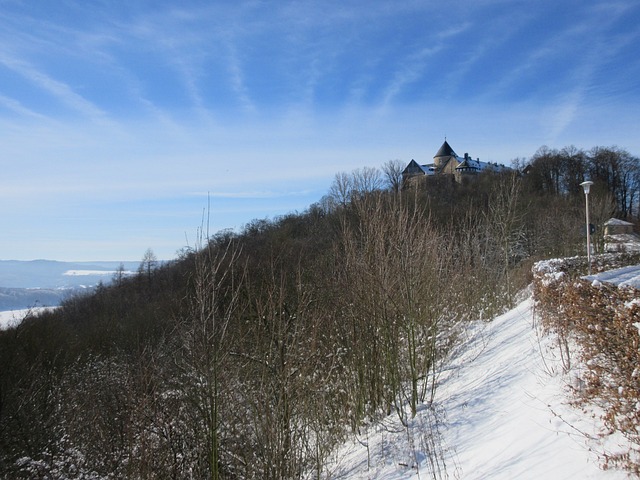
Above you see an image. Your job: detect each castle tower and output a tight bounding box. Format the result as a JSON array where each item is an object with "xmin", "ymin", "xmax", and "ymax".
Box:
[{"xmin": 433, "ymin": 140, "xmax": 458, "ymax": 168}]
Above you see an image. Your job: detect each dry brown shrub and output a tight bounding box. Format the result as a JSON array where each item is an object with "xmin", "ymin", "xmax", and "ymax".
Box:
[{"xmin": 533, "ymin": 257, "xmax": 640, "ymax": 474}]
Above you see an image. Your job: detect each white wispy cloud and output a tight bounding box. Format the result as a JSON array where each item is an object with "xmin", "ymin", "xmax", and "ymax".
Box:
[
  {"xmin": 439, "ymin": 11, "xmax": 532, "ymax": 99},
  {"xmin": 378, "ymin": 44, "xmax": 443, "ymax": 109},
  {"xmin": 0, "ymin": 94, "xmax": 49, "ymax": 120},
  {"xmin": 223, "ymin": 41, "xmax": 257, "ymax": 114},
  {"xmin": 543, "ymin": 3, "xmax": 638, "ymax": 140},
  {"xmin": 0, "ymin": 52, "xmax": 108, "ymax": 120}
]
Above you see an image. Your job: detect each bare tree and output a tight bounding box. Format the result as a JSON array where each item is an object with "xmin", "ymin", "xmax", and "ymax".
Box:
[
  {"xmin": 381, "ymin": 159, "xmax": 405, "ymax": 193},
  {"xmin": 139, "ymin": 248, "xmax": 158, "ymax": 282},
  {"xmin": 328, "ymin": 167, "xmax": 384, "ymax": 208},
  {"xmin": 338, "ymin": 190, "xmax": 458, "ymax": 421},
  {"xmin": 328, "ymin": 171, "xmax": 353, "ymax": 208},
  {"xmin": 176, "ymin": 227, "xmax": 244, "ymax": 480},
  {"xmin": 484, "ymin": 172, "xmax": 525, "ymax": 302},
  {"xmin": 588, "ymin": 146, "xmax": 640, "ymax": 218},
  {"xmin": 560, "ymin": 145, "xmax": 587, "ymax": 195},
  {"xmin": 351, "ymin": 166, "xmax": 383, "ymax": 195},
  {"xmin": 113, "ymin": 262, "xmax": 127, "ymax": 286}
]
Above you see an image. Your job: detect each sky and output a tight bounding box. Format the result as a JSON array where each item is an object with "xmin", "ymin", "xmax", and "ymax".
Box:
[{"xmin": 1, "ymin": 0, "xmax": 639, "ymax": 261}]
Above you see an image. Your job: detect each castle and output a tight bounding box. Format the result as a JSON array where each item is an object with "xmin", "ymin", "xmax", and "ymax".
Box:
[{"xmin": 402, "ymin": 140, "xmax": 509, "ymax": 184}]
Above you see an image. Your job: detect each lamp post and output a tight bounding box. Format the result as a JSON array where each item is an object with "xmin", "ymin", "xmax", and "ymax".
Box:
[{"xmin": 580, "ymin": 180, "xmax": 594, "ymax": 275}]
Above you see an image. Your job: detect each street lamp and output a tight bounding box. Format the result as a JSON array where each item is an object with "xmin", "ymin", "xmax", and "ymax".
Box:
[{"xmin": 580, "ymin": 180, "xmax": 594, "ymax": 275}]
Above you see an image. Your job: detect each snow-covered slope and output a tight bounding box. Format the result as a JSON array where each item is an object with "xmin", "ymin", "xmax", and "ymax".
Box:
[{"xmin": 321, "ymin": 290, "xmax": 632, "ymax": 479}]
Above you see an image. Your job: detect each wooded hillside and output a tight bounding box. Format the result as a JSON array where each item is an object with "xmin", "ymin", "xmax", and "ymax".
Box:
[{"xmin": 1, "ymin": 145, "xmax": 637, "ymax": 479}]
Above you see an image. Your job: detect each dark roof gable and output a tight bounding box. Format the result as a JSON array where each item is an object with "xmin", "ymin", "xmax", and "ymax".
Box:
[
  {"xmin": 434, "ymin": 140, "xmax": 457, "ymax": 159},
  {"xmin": 402, "ymin": 159, "xmax": 424, "ymax": 175}
]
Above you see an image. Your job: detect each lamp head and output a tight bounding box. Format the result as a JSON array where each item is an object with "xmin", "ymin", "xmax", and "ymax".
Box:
[{"xmin": 580, "ymin": 180, "xmax": 594, "ymax": 194}]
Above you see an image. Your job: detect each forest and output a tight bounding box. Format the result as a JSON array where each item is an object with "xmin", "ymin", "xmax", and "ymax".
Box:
[{"xmin": 0, "ymin": 144, "xmax": 638, "ymax": 479}]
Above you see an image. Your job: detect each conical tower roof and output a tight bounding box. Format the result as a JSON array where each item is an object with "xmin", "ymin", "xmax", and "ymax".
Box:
[{"xmin": 434, "ymin": 140, "xmax": 457, "ymax": 159}]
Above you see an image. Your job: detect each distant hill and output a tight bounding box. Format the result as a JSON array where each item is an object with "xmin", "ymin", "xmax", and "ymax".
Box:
[
  {"xmin": 0, "ymin": 260, "xmax": 140, "ymax": 311},
  {"xmin": 0, "ymin": 287, "xmax": 71, "ymax": 312},
  {"xmin": 0, "ymin": 260, "xmax": 140, "ymax": 288}
]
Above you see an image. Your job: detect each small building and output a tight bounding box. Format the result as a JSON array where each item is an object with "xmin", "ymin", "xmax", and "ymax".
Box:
[
  {"xmin": 604, "ymin": 218, "xmax": 635, "ymax": 236},
  {"xmin": 604, "ymin": 218, "xmax": 640, "ymax": 253}
]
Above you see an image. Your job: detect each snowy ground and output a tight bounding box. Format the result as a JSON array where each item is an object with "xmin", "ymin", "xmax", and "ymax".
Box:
[
  {"xmin": 320, "ymin": 268, "xmax": 640, "ymax": 479},
  {"xmin": 605, "ymin": 234, "xmax": 640, "ymax": 253},
  {"xmin": 0, "ymin": 307, "xmax": 57, "ymax": 330},
  {"xmin": 584, "ymin": 264, "xmax": 640, "ymax": 289}
]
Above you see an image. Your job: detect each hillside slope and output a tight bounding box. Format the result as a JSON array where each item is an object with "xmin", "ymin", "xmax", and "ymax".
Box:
[{"xmin": 322, "ymin": 288, "xmax": 632, "ymax": 479}]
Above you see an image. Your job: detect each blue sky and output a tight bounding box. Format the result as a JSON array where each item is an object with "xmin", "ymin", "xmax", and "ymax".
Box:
[{"xmin": 1, "ymin": 0, "xmax": 639, "ymax": 261}]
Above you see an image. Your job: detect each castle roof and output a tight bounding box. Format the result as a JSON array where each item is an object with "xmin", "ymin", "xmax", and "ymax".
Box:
[
  {"xmin": 434, "ymin": 140, "xmax": 457, "ymax": 159},
  {"xmin": 402, "ymin": 159, "xmax": 437, "ymax": 176}
]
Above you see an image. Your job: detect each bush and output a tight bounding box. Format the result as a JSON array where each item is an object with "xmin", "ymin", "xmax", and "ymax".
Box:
[{"xmin": 533, "ymin": 255, "xmax": 640, "ymax": 474}]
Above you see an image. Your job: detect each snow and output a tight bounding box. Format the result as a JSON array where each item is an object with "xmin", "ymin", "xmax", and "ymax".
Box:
[
  {"xmin": 63, "ymin": 269, "xmax": 135, "ymax": 276},
  {"xmin": 584, "ymin": 264, "xmax": 640, "ymax": 289},
  {"xmin": 0, "ymin": 307, "xmax": 57, "ymax": 330},
  {"xmin": 321, "ymin": 285, "xmax": 636, "ymax": 479},
  {"xmin": 439, "ymin": 299, "xmax": 628, "ymax": 479},
  {"xmin": 605, "ymin": 219, "xmax": 634, "ymax": 227},
  {"xmin": 604, "ymin": 234, "xmax": 640, "ymax": 253}
]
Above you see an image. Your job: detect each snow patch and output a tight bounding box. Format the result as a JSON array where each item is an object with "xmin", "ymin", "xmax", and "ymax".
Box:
[
  {"xmin": 0, "ymin": 307, "xmax": 58, "ymax": 330},
  {"xmin": 63, "ymin": 269, "xmax": 134, "ymax": 276},
  {"xmin": 584, "ymin": 264, "xmax": 640, "ymax": 289}
]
